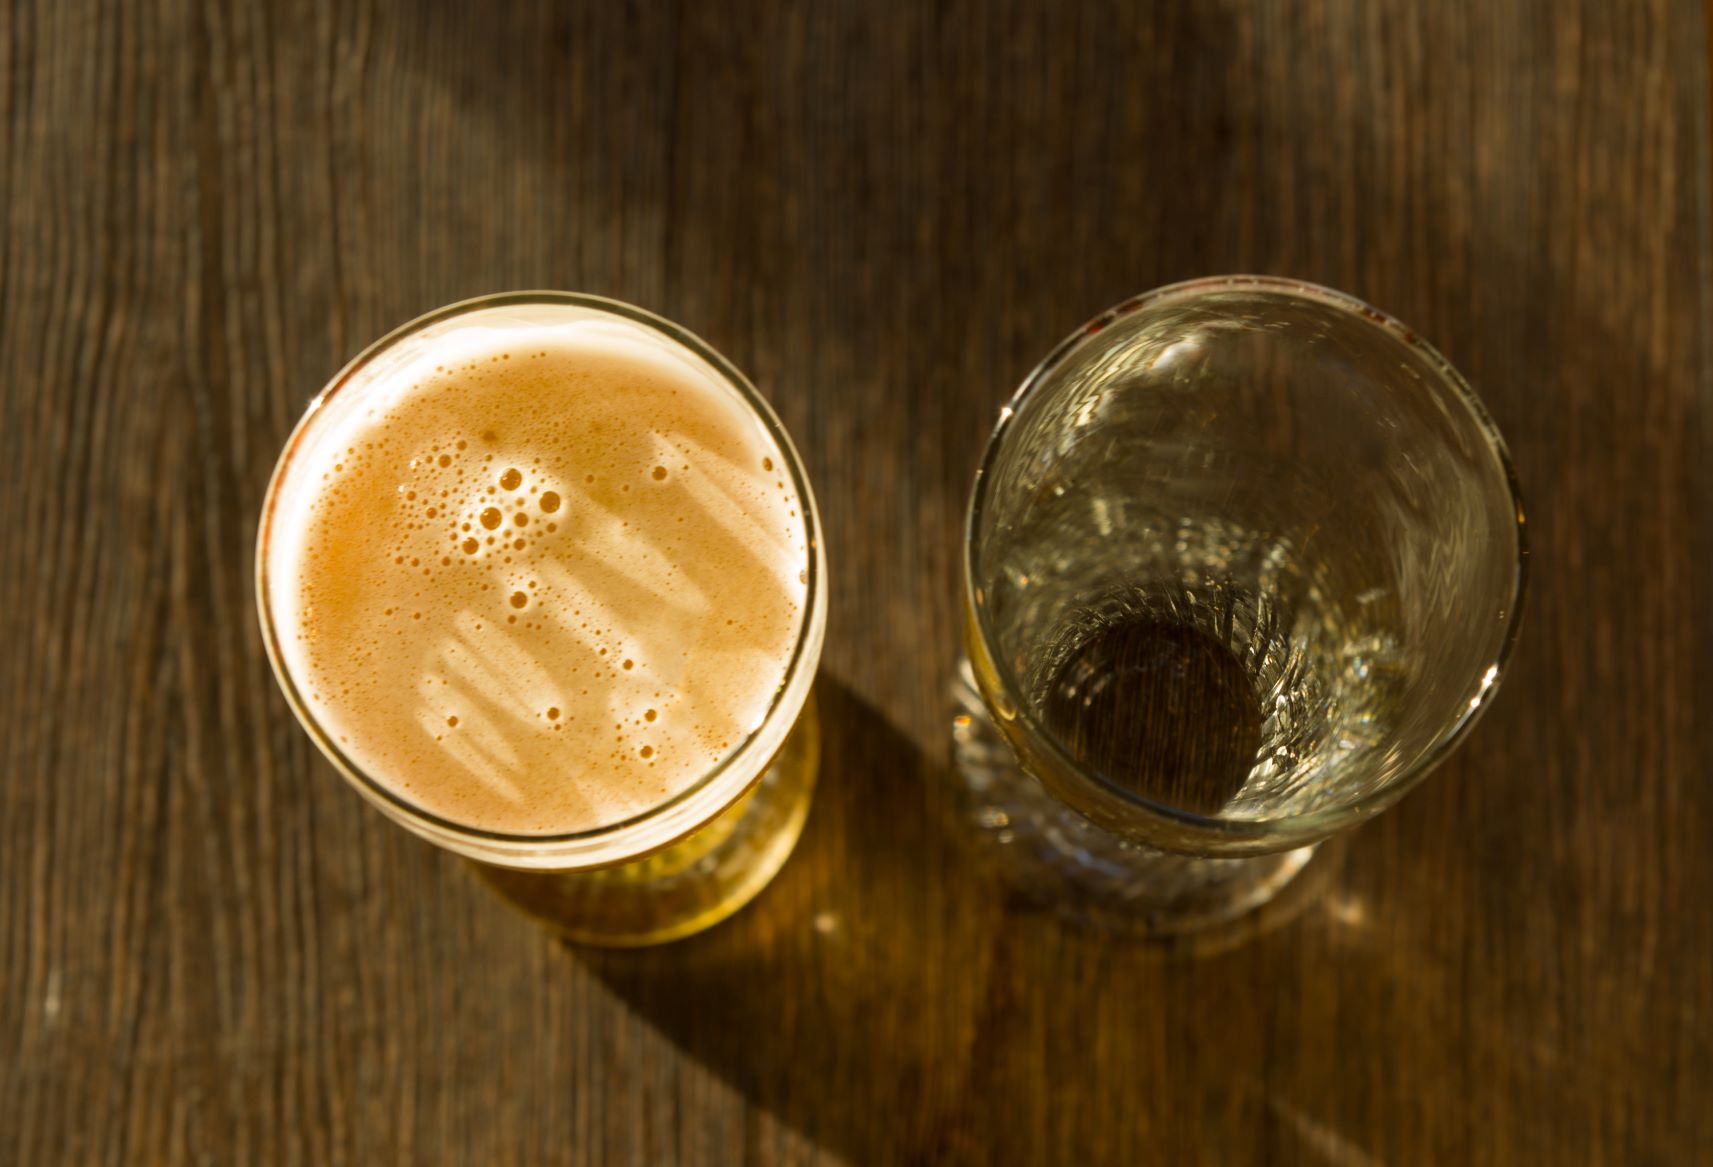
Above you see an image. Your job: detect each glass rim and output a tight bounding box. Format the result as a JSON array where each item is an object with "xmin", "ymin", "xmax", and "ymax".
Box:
[
  {"xmin": 256, "ymin": 290, "xmax": 827, "ymax": 854},
  {"xmin": 962, "ymin": 274, "xmax": 1530, "ymax": 849}
]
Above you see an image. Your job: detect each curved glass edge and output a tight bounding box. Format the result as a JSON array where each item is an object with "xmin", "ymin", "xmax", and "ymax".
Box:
[
  {"xmin": 255, "ymin": 291, "xmax": 829, "ymax": 870},
  {"xmin": 961, "ymin": 274, "xmax": 1529, "ymax": 856}
]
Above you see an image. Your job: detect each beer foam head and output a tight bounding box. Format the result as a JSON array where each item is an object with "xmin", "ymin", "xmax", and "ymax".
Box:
[{"xmin": 264, "ymin": 303, "xmax": 812, "ymax": 836}]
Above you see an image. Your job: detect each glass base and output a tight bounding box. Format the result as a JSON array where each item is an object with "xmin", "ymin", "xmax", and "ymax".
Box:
[
  {"xmin": 951, "ymin": 661, "xmax": 1316, "ymax": 938},
  {"xmin": 473, "ymin": 693, "xmax": 820, "ymax": 946}
]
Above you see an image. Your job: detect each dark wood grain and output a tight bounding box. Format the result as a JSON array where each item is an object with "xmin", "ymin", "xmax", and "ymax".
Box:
[{"xmin": 3, "ymin": 0, "xmax": 1710, "ymax": 1162}]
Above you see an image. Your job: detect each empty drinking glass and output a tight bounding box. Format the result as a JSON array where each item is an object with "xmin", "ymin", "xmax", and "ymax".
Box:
[{"xmin": 954, "ymin": 276, "xmax": 1526, "ymax": 935}]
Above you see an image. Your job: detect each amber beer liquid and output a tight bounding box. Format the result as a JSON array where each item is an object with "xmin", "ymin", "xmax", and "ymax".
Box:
[{"xmin": 257, "ymin": 295, "xmax": 826, "ymax": 944}]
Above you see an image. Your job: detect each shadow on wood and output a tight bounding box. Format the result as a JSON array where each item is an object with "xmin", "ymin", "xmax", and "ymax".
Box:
[{"xmin": 575, "ymin": 675, "xmax": 1355, "ymax": 1163}]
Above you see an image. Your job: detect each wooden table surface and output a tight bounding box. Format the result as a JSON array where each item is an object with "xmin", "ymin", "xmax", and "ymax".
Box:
[{"xmin": 4, "ymin": 1, "xmax": 1710, "ymax": 1163}]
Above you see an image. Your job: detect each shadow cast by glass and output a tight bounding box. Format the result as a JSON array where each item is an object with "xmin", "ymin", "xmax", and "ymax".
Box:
[{"xmin": 574, "ymin": 677, "xmax": 1360, "ymax": 1163}]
